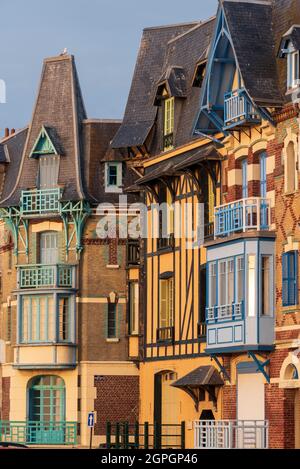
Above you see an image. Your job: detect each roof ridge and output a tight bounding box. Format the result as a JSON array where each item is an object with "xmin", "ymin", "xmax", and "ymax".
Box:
[
  {"xmin": 0, "ymin": 126, "xmax": 29, "ymax": 144},
  {"xmin": 222, "ymin": 0, "xmax": 272, "ymax": 5},
  {"xmin": 167, "ymin": 16, "xmax": 216, "ymax": 45},
  {"xmin": 143, "ymin": 21, "xmax": 200, "ymax": 32}
]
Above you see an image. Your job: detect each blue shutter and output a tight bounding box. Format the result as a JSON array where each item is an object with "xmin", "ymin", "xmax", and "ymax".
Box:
[
  {"xmin": 282, "ymin": 251, "xmax": 298, "ymax": 306},
  {"xmin": 260, "ymin": 152, "xmax": 267, "ymax": 198},
  {"xmin": 242, "ymin": 159, "xmax": 248, "ymax": 198}
]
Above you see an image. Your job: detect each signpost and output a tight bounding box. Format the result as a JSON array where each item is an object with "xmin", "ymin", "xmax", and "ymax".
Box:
[{"xmin": 88, "ymin": 412, "xmax": 95, "ymax": 449}]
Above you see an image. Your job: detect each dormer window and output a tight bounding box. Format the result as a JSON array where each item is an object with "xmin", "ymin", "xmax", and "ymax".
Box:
[
  {"xmin": 287, "ymin": 42, "xmax": 300, "ymax": 90},
  {"xmin": 105, "ymin": 162, "xmax": 122, "ymax": 193},
  {"xmin": 39, "ymin": 155, "xmax": 60, "ymax": 189},
  {"xmin": 192, "ymin": 60, "xmax": 207, "ymax": 88},
  {"xmin": 163, "ymin": 97, "xmax": 174, "ymax": 151}
]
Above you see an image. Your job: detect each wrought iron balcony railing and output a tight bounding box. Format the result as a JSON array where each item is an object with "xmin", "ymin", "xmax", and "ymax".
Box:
[
  {"xmin": 214, "ymin": 197, "xmax": 271, "ymax": 238},
  {"xmin": 163, "ymin": 132, "xmax": 174, "ymax": 151},
  {"xmin": 21, "ymin": 188, "xmax": 61, "ymax": 215},
  {"xmin": 0, "ymin": 421, "xmax": 77, "ymax": 445},
  {"xmin": 206, "ymin": 301, "xmax": 244, "ymax": 323},
  {"xmin": 224, "ymin": 88, "xmax": 261, "ymax": 129},
  {"xmin": 18, "ymin": 264, "xmax": 75, "ymax": 289},
  {"xmin": 194, "ymin": 420, "xmax": 268, "ymax": 449}
]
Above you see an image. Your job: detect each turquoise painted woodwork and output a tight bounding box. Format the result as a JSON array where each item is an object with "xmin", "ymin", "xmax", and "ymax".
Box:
[
  {"xmin": 0, "ymin": 420, "xmax": 77, "ymax": 445},
  {"xmin": 30, "ymin": 126, "xmax": 58, "ymax": 157},
  {"xmin": 18, "ymin": 264, "xmax": 74, "ymax": 289},
  {"xmin": 21, "ymin": 188, "xmax": 61, "ymax": 215}
]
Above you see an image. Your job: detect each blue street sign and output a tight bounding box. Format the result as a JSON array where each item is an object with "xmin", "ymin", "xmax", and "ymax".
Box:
[{"xmin": 88, "ymin": 412, "xmax": 95, "ymax": 428}]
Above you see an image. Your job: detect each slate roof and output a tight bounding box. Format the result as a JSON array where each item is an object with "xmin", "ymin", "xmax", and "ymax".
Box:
[
  {"xmin": 0, "ymin": 55, "xmax": 88, "ymax": 207},
  {"xmin": 174, "ymin": 144, "xmax": 223, "ymax": 171},
  {"xmin": 0, "ymin": 128, "xmax": 29, "ymax": 202},
  {"xmin": 154, "ymin": 66, "xmax": 187, "ymax": 105},
  {"xmin": 223, "ymin": 0, "xmax": 282, "ymax": 106},
  {"xmin": 172, "ymin": 366, "xmax": 224, "ymax": 388},
  {"xmin": 111, "ymin": 22, "xmax": 202, "ymax": 149}
]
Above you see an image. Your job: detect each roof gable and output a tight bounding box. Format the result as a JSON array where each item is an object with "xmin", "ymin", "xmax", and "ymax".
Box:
[{"xmin": 30, "ymin": 126, "xmax": 63, "ymax": 157}]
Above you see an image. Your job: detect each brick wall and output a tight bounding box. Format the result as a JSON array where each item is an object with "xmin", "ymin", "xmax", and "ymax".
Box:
[
  {"xmin": 265, "ymin": 384, "xmax": 295, "ymax": 449},
  {"xmin": 1, "ymin": 377, "xmax": 10, "ymax": 420},
  {"xmin": 94, "ymin": 375, "xmax": 139, "ymax": 435},
  {"xmin": 222, "ymin": 385, "xmax": 236, "ymax": 420}
]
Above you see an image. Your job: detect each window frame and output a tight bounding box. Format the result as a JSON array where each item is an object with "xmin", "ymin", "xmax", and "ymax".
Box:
[
  {"xmin": 159, "ymin": 277, "xmax": 174, "ymax": 330},
  {"xmin": 105, "ymin": 162, "xmax": 122, "ymax": 193},
  {"xmin": 287, "ymin": 42, "xmax": 300, "ymax": 90},
  {"xmin": 38, "ymin": 154, "xmax": 60, "ymax": 189},
  {"xmin": 282, "ymin": 251, "xmax": 298, "ymax": 307},
  {"xmin": 128, "ymin": 282, "xmax": 139, "ymax": 336},
  {"xmin": 107, "ymin": 302, "xmax": 117, "ymax": 339}
]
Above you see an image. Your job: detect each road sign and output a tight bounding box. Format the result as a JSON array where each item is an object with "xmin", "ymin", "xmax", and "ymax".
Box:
[{"xmin": 88, "ymin": 412, "xmax": 94, "ymax": 428}]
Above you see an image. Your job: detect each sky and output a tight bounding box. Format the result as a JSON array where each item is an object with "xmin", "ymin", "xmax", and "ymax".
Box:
[{"xmin": 0, "ymin": 0, "xmax": 218, "ymax": 132}]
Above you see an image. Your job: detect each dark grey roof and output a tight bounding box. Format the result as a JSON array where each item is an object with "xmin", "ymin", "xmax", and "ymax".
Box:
[
  {"xmin": 154, "ymin": 66, "xmax": 187, "ymax": 104},
  {"xmin": 223, "ymin": 0, "xmax": 282, "ymax": 106},
  {"xmin": 0, "ymin": 128, "xmax": 28, "ymax": 204},
  {"xmin": 112, "ymin": 22, "xmax": 201, "ymax": 149},
  {"xmin": 174, "ymin": 144, "xmax": 222, "ymax": 171},
  {"xmin": 43, "ymin": 126, "xmax": 65, "ymax": 156},
  {"xmin": 0, "ymin": 145, "xmax": 6, "ymax": 163},
  {"xmin": 172, "ymin": 366, "xmax": 224, "ymax": 388},
  {"xmin": 136, "ymin": 161, "xmax": 175, "ymax": 185}
]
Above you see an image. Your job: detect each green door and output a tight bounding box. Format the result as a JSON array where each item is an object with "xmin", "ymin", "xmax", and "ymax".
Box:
[{"xmin": 28, "ymin": 376, "xmax": 65, "ymax": 444}]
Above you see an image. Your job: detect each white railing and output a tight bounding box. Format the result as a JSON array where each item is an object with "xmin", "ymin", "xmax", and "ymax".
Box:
[
  {"xmin": 224, "ymin": 88, "xmax": 260, "ymax": 127},
  {"xmin": 214, "ymin": 197, "xmax": 271, "ymax": 238},
  {"xmin": 194, "ymin": 420, "xmax": 268, "ymax": 449},
  {"xmin": 206, "ymin": 302, "xmax": 243, "ymax": 322}
]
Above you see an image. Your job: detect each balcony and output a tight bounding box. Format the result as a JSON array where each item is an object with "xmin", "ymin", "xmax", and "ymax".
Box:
[
  {"xmin": 14, "ymin": 343, "xmax": 76, "ymax": 369},
  {"xmin": 126, "ymin": 239, "xmax": 140, "ymax": 266},
  {"xmin": 17, "ymin": 264, "xmax": 76, "ymax": 289},
  {"xmin": 206, "ymin": 302, "xmax": 244, "ymax": 322},
  {"xmin": 163, "ymin": 133, "xmax": 174, "ymax": 151},
  {"xmin": 194, "ymin": 420, "xmax": 268, "ymax": 449},
  {"xmin": 224, "ymin": 88, "xmax": 261, "ymax": 130},
  {"xmin": 0, "ymin": 421, "xmax": 77, "ymax": 445},
  {"xmin": 214, "ymin": 197, "xmax": 271, "ymax": 238},
  {"xmin": 20, "ymin": 188, "xmax": 61, "ymax": 215}
]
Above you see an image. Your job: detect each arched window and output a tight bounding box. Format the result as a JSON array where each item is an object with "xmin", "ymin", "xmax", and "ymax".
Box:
[
  {"xmin": 28, "ymin": 375, "xmax": 65, "ymax": 423},
  {"xmin": 286, "ymin": 141, "xmax": 296, "ymax": 193},
  {"xmin": 284, "ymin": 364, "xmax": 299, "ymax": 380}
]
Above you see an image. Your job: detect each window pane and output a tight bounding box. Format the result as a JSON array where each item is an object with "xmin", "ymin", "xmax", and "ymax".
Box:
[
  {"xmin": 58, "ymin": 297, "xmax": 70, "ymax": 341},
  {"xmin": 39, "ymin": 155, "xmax": 59, "ymax": 189},
  {"xmin": 262, "ymin": 256, "xmax": 271, "ymax": 316},
  {"xmin": 248, "ymin": 255, "xmax": 256, "ymax": 317},
  {"xmin": 219, "ymin": 261, "xmax": 226, "ymax": 305},
  {"xmin": 228, "ymin": 259, "xmax": 234, "ymax": 305},
  {"xmin": 107, "ymin": 303, "xmax": 117, "ymax": 338},
  {"xmin": 129, "ymin": 283, "xmax": 139, "ymax": 335},
  {"xmin": 210, "ymin": 263, "xmax": 217, "ymax": 307},
  {"xmin": 237, "ymin": 256, "xmax": 244, "ymax": 303}
]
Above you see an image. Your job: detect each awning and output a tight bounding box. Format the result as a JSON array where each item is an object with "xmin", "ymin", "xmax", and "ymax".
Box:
[
  {"xmin": 136, "ymin": 162, "xmax": 175, "ymax": 185},
  {"xmin": 174, "ymin": 144, "xmax": 223, "ymax": 171},
  {"xmin": 172, "ymin": 366, "xmax": 224, "ymax": 410}
]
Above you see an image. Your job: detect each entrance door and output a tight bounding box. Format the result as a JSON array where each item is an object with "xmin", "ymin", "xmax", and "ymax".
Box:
[
  {"xmin": 28, "ymin": 376, "xmax": 65, "ymax": 444},
  {"xmin": 237, "ymin": 366, "xmax": 265, "ymax": 448},
  {"xmin": 40, "ymin": 231, "xmax": 58, "ymax": 265},
  {"xmin": 154, "ymin": 371, "xmax": 180, "ymax": 448}
]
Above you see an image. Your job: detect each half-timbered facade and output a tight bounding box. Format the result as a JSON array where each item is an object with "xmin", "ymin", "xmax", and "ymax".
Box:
[{"xmin": 0, "ymin": 54, "xmax": 140, "ymax": 446}]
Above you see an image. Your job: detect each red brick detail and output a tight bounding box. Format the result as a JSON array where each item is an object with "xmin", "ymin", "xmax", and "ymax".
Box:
[
  {"xmin": 1, "ymin": 377, "xmax": 10, "ymax": 420},
  {"xmin": 248, "ymin": 147, "xmax": 259, "ymax": 165},
  {"xmin": 265, "ymin": 384, "xmax": 295, "ymax": 449},
  {"xmin": 222, "ymin": 385, "xmax": 236, "ymax": 420},
  {"xmin": 94, "ymin": 375, "xmax": 139, "ymax": 435},
  {"xmin": 248, "ymin": 180, "xmax": 261, "ymax": 197},
  {"xmin": 109, "ymin": 238, "xmax": 118, "ymax": 265},
  {"xmin": 226, "ymin": 185, "xmax": 242, "ymax": 203}
]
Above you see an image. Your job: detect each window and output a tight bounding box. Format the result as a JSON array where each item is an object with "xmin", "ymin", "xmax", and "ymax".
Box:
[
  {"xmin": 129, "ymin": 282, "xmax": 139, "ymax": 335},
  {"xmin": 241, "ymin": 158, "xmax": 248, "ymax": 198},
  {"xmin": 58, "ymin": 296, "xmax": 70, "ymax": 342},
  {"xmin": 107, "ymin": 303, "xmax": 117, "ymax": 338},
  {"xmin": 164, "ymin": 97, "xmax": 174, "ymax": 151},
  {"xmin": 21, "ymin": 295, "xmax": 55, "ymax": 343},
  {"xmin": 40, "ymin": 231, "xmax": 58, "ymax": 265},
  {"xmin": 209, "ymin": 262, "xmax": 217, "ymax": 307},
  {"xmin": 159, "ymin": 278, "xmax": 174, "ymax": 330},
  {"xmin": 282, "ymin": 251, "xmax": 298, "ymax": 307},
  {"xmin": 260, "ymin": 152, "xmax": 267, "ymax": 198},
  {"xmin": 219, "ymin": 259, "xmax": 234, "ymax": 306},
  {"xmin": 157, "ymin": 185, "xmax": 174, "ymax": 249},
  {"xmin": 39, "ymin": 155, "xmax": 60, "ymax": 188},
  {"xmin": 286, "ymin": 141, "xmax": 297, "ymax": 193},
  {"xmin": 20, "ymin": 295, "xmax": 73, "ymax": 343},
  {"xmin": 105, "ymin": 162, "xmax": 122, "ymax": 193},
  {"xmin": 247, "ymin": 255, "xmax": 256, "ymax": 317},
  {"xmin": 6, "ymin": 305, "xmax": 12, "ymax": 342},
  {"xmin": 261, "ymin": 256, "xmax": 271, "ymax": 316},
  {"xmin": 287, "ymin": 43, "xmax": 300, "ymax": 89},
  {"xmin": 237, "ymin": 256, "xmax": 244, "ymax": 303},
  {"xmin": 192, "ymin": 61, "xmax": 207, "ymax": 88}
]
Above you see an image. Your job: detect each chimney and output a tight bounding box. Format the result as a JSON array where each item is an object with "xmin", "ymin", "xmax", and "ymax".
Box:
[
  {"xmin": 10, "ymin": 128, "xmax": 15, "ymax": 135},
  {"xmin": 4, "ymin": 128, "xmax": 9, "ymax": 138}
]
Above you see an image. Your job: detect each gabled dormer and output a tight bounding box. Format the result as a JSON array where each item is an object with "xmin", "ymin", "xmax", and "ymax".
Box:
[
  {"xmin": 154, "ymin": 66, "xmax": 187, "ymax": 151},
  {"xmin": 279, "ymin": 25, "xmax": 300, "ymax": 92},
  {"xmin": 194, "ymin": 0, "xmax": 282, "ymax": 137}
]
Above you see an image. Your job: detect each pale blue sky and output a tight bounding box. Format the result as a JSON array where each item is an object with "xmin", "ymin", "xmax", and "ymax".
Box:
[{"xmin": 0, "ymin": 0, "xmax": 218, "ymax": 131}]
